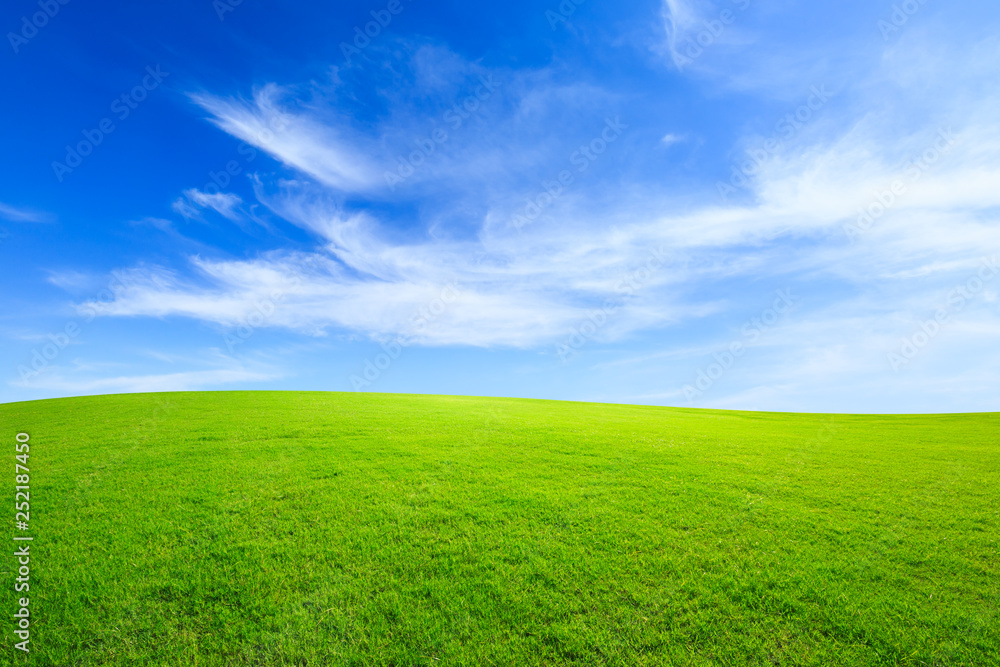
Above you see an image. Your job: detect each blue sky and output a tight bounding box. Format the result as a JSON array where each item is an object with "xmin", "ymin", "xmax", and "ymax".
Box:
[{"xmin": 2, "ymin": 0, "xmax": 998, "ymax": 412}]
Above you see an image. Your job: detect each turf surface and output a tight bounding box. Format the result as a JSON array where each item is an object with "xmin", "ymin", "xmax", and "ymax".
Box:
[{"xmin": 1, "ymin": 391, "xmax": 997, "ymax": 665}]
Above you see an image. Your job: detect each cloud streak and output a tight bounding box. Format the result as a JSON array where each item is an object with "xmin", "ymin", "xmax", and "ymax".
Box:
[
  {"xmin": 14, "ymin": 366, "xmax": 278, "ymax": 395},
  {"xmin": 173, "ymin": 189, "xmax": 245, "ymax": 221},
  {"xmin": 0, "ymin": 202, "xmax": 52, "ymax": 223},
  {"xmin": 191, "ymin": 85, "xmax": 382, "ymax": 193},
  {"xmin": 63, "ymin": 20, "xmax": 1000, "ymax": 407}
]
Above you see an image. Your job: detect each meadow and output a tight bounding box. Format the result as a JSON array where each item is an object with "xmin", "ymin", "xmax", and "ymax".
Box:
[{"xmin": 1, "ymin": 391, "xmax": 997, "ymax": 665}]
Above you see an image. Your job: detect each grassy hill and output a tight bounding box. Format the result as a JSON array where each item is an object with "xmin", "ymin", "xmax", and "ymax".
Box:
[{"xmin": 2, "ymin": 391, "xmax": 997, "ymax": 665}]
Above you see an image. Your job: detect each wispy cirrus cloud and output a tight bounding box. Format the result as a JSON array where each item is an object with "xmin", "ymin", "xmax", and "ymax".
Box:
[
  {"xmin": 0, "ymin": 201, "xmax": 53, "ymax": 223},
  {"xmin": 191, "ymin": 85, "xmax": 382, "ymax": 194},
  {"xmin": 84, "ymin": 31, "xmax": 1000, "ymax": 344},
  {"xmin": 14, "ymin": 367, "xmax": 278, "ymax": 394},
  {"xmin": 13, "ymin": 347, "xmax": 280, "ymax": 395},
  {"xmin": 57, "ymin": 19, "xmax": 1000, "ymax": 412},
  {"xmin": 660, "ymin": 0, "xmax": 705, "ymax": 65},
  {"xmin": 173, "ymin": 188, "xmax": 245, "ymax": 221},
  {"xmin": 659, "ymin": 0, "xmax": 757, "ymax": 71}
]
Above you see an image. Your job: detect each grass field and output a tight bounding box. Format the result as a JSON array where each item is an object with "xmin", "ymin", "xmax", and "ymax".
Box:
[{"xmin": 1, "ymin": 391, "xmax": 997, "ymax": 665}]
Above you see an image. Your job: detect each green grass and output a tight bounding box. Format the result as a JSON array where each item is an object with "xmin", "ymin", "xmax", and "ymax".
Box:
[{"xmin": 1, "ymin": 391, "xmax": 998, "ymax": 666}]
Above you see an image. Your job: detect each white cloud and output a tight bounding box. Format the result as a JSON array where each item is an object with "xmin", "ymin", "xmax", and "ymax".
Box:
[
  {"xmin": 661, "ymin": 0, "xmax": 703, "ymax": 55},
  {"xmin": 173, "ymin": 189, "xmax": 244, "ymax": 221},
  {"xmin": 191, "ymin": 85, "xmax": 381, "ymax": 193},
  {"xmin": 660, "ymin": 133, "xmax": 685, "ymax": 147},
  {"xmin": 659, "ymin": 0, "xmax": 755, "ymax": 72},
  {"xmin": 77, "ymin": 27, "xmax": 1000, "ymax": 374},
  {"xmin": 80, "ymin": 129, "xmax": 1000, "ymax": 349},
  {"xmin": 0, "ymin": 202, "xmax": 52, "ymax": 223},
  {"xmin": 11, "ymin": 354, "xmax": 282, "ymax": 395},
  {"xmin": 14, "ymin": 365, "xmax": 278, "ymax": 394},
  {"xmin": 46, "ymin": 270, "xmax": 98, "ymax": 293},
  {"xmin": 129, "ymin": 217, "xmax": 175, "ymax": 232}
]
